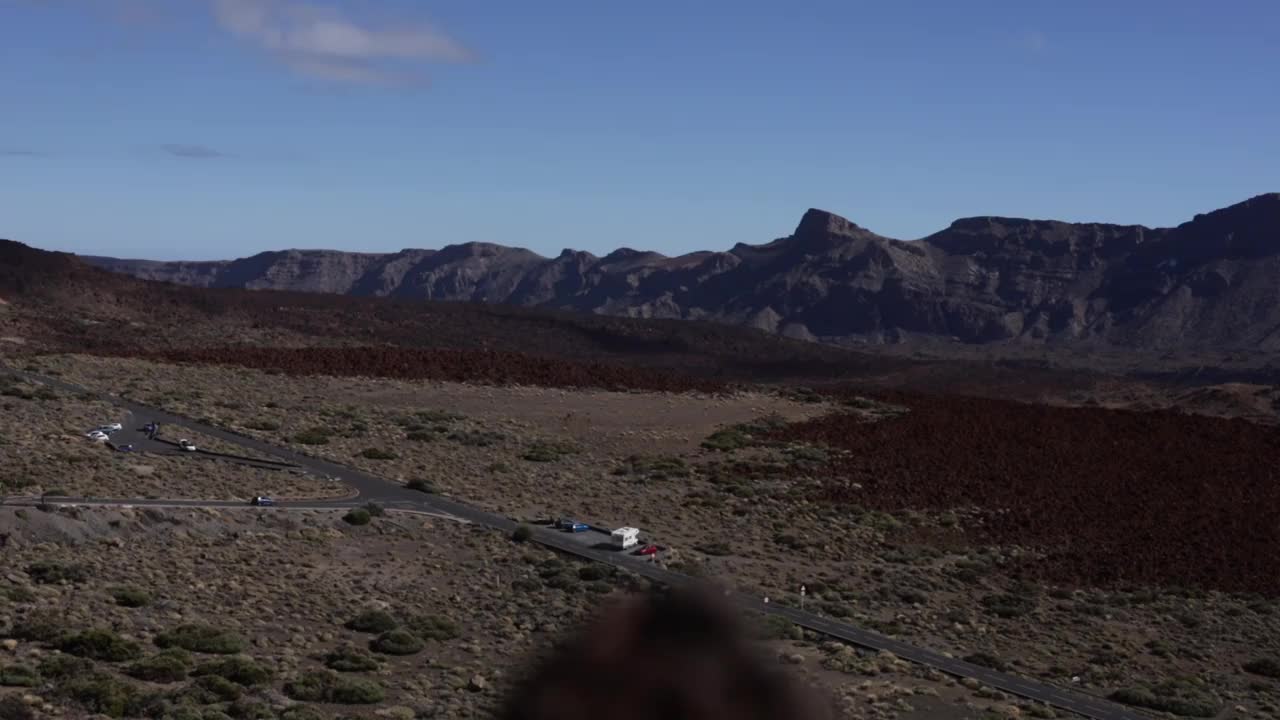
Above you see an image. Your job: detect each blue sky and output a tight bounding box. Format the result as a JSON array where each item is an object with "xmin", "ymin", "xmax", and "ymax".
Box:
[{"xmin": 1, "ymin": 0, "xmax": 1277, "ymax": 260}]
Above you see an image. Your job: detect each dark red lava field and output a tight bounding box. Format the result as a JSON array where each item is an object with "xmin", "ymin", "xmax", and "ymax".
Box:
[{"xmin": 772, "ymin": 393, "xmax": 1280, "ymax": 595}]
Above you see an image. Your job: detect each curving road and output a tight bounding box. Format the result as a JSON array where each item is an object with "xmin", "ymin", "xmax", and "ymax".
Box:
[{"xmin": 1, "ymin": 362, "xmax": 1147, "ymax": 720}]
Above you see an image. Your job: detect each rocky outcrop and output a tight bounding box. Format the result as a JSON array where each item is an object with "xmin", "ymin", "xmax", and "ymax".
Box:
[{"xmin": 80, "ymin": 193, "xmax": 1280, "ymax": 351}]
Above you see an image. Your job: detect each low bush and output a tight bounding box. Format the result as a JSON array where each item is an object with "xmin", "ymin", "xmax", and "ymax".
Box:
[
  {"xmin": 110, "ymin": 586, "xmax": 151, "ymax": 608},
  {"xmin": 1244, "ymin": 658, "xmax": 1280, "ymax": 679},
  {"xmin": 362, "ymin": 502, "xmax": 385, "ymax": 517},
  {"xmin": 26, "ymin": 560, "xmax": 88, "ymax": 584},
  {"xmin": 192, "ymin": 655, "xmax": 273, "ymax": 686},
  {"xmin": 59, "ymin": 629, "xmax": 144, "ymax": 662},
  {"xmin": 9, "ymin": 609, "xmax": 64, "ymax": 642},
  {"xmin": 154, "ymin": 624, "xmax": 245, "ymax": 655},
  {"xmin": 126, "ymin": 649, "xmax": 193, "ymax": 683},
  {"xmin": 1109, "ymin": 685, "xmax": 1220, "ymax": 718},
  {"xmin": 324, "ymin": 646, "xmax": 379, "ymax": 672},
  {"xmin": 279, "ymin": 706, "xmax": 327, "ymax": 720},
  {"xmin": 448, "ymin": 430, "xmax": 505, "ymax": 447},
  {"xmin": 0, "ymin": 664, "xmax": 39, "ymax": 687},
  {"xmin": 0, "ymin": 695, "xmax": 35, "ymax": 720},
  {"xmin": 981, "ymin": 593, "xmax": 1036, "ymax": 619},
  {"xmin": 407, "ymin": 615, "xmax": 459, "ymax": 642},
  {"xmin": 284, "ymin": 670, "xmax": 384, "ymax": 705},
  {"xmin": 345, "ymin": 609, "xmax": 398, "ymax": 634},
  {"xmin": 358, "ymin": 448, "xmax": 398, "ymax": 460},
  {"xmin": 244, "ymin": 419, "xmax": 280, "ymax": 431},
  {"xmin": 511, "ymin": 524, "xmax": 533, "ymax": 542},
  {"xmin": 406, "ymin": 478, "xmax": 437, "ymax": 493},
  {"xmin": 511, "ymin": 578, "xmax": 541, "ymax": 593},
  {"xmin": 522, "ymin": 441, "xmax": 579, "ymax": 462},
  {"xmin": 696, "ymin": 542, "xmax": 733, "ymax": 557},
  {"xmin": 0, "ymin": 586, "xmax": 35, "ymax": 603},
  {"xmin": 37, "ymin": 654, "xmax": 95, "ymax": 680},
  {"xmin": 56, "ymin": 671, "xmax": 142, "ymax": 718},
  {"xmin": 292, "ymin": 428, "xmax": 331, "ymax": 445},
  {"xmin": 406, "ymin": 430, "xmax": 435, "ymax": 442},
  {"xmin": 577, "ymin": 565, "xmax": 607, "ymax": 582},
  {"xmin": 963, "ymin": 652, "xmax": 1008, "ymax": 672},
  {"xmin": 702, "ymin": 428, "xmax": 751, "ymax": 452},
  {"xmin": 370, "ymin": 629, "xmax": 423, "ymax": 655},
  {"xmin": 187, "ymin": 674, "xmax": 243, "ymax": 703},
  {"xmin": 342, "ymin": 509, "xmax": 371, "ymax": 526},
  {"xmin": 416, "ymin": 409, "xmax": 463, "ymax": 423}
]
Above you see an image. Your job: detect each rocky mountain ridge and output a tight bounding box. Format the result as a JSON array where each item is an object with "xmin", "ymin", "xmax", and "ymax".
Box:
[{"xmin": 81, "ymin": 193, "xmax": 1280, "ymax": 350}]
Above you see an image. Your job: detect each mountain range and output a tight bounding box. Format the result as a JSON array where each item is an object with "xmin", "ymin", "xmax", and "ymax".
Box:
[{"xmin": 83, "ymin": 193, "xmax": 1280, "ymax": 351}]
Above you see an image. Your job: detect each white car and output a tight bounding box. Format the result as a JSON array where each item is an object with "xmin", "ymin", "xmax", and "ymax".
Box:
[
  {"xmin": 177, "ymin": 439, "xmax": 198, "ymax": 452},
  {"xmin": 85, "ymin": 430, "xmax": 109, "ymax": 442},
  {"xmin": 100, "ymin": 423, "xmax": 123, "ymax": 433}
]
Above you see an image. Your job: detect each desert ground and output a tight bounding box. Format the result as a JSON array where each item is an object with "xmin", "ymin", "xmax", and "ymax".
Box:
[{"xmin": 3, "ymin": 354, "xmax": 1278, "ymax": 719}]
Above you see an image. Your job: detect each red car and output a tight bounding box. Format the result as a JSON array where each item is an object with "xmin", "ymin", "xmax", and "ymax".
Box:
[{"xmin": 634, "ymin": 544, "xmax": 660, "ymax": 556}]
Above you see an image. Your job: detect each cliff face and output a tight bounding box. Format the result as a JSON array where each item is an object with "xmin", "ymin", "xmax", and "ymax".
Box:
[{"xmin": 80, "ymin": 193, "xmax": 1280, "ymax": 350}]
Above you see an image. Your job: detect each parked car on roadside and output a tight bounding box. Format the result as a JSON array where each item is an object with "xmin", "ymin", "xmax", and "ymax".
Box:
[
  {"xmin": 251, "ymin": 496, "xmax": 275, "ymax": 506},
  {"xmin": 85, "ymin": 430, "xmax": 109, "ymax": 442},
  {"xmin": 117, "ymin": 444, "xmax": 134, "ymax": 453},
  {"xmin": 634, "ymin": 544, "xmax": 660, "ymax": 556},
  {"xmin": 177, "ymin": 439, "xmax": 197, "ymax": 452}
]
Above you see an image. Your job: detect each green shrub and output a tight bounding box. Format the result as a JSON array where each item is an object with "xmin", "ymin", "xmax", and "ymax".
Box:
[
  {"xmin": 521, "ymin": 441, "xmax": 580, "ymax": 462},
  {"xmin": 362, "ymin": 502, "xmax": 385, "ymax": 517},
  {"xmin": 329, "ymin": 675, "xmax": 385, "ymax": 704},
  {"xmin": 371, "ymin": 629, "xmax": 423, "ymax": 655},
  {"xmin": 964, "ymin": 652, "xmax": 1008, "ymax": 672},
  {"xmin": 284, "ymin": 670, "xmax": 384, "ymax": 705},
  {"xmin": 279, "ymin": 706, "xmax": 326, "ymax": 720},
  {"xmin": 0, "ymin": 664, "xmax": 39, "ymax": 687},
  {"xmin": 9, "ymin": 609, "xmax": 64, "ymax": 642},
  {"xmin": 324, "ymin": 646, "xmax": 379, "ymax": 672},
  {"xmin": 0, "ymin": 695, "xmax": 35, "ymax": 720},
  {"xmin": 26, "ymin": 560, "xmax": 88, "ymax": 584},
  {"xmin": 126, "ymin": 649, "xmax": 193, "ymax": 683},
  {"xmin": 110, "ymin": 586, "xmax": 151, "ymax": 608},
  {"xmin": 1109, "ymin": 685, "xmax": 1220, "ymax": 718},
  {"xmin": 701, "ymin": 428, "xmax": 752, "ymax": 452},
  {"xmin": 244, "ymin": 419, "xmax": 280, "ymax": 431},
  {"xmin": 192, "ymin": 656, "xmax": 273, "ymax": 686},
  {"xmin": 696, "ymin": 542, "xmax": 733, "ymax": 557},
  {"xmin": 56, "ymin": 671, "xmax": 142, "ymax": 718},
  {"xmin": 358, "ymin": 448, "xmax": 397, "ymax": 460},
  {"xmin": 416, "ymin": 409, "xmax": 462, "ymax": 423},
  {"xmin": 1, "ymin": 586, "xmax": 35, "ymax": 603},
  {"xmin": 512, "ymin": 524, "xmax": 533, "ymax": 542},
  {"xmin": 1244, "ymin": 658, "xmax": 1280, "ymax": 679},
  {"xmin": 406, "ymin": 430, "xmax": 435, "ymax": 442},
  {"xmin": 345, "ymin": 609, "xmax": 398, "ymax": 634},
  {"xmin": 981, "ymin": 593, "xmax": 1036, "ymax": 619},
  {"xmin": 577, "ymin": 565, "xmax": 607, "ymax": 582},
  {"xmin": 406, "ymin": 615, "xmax": 459, "ymax": 642},
  {"xmin": 155, "ymin": 624, "xmax": 245, "ymax": 654},
  {"xmin": 292, "ymin": 428, "xmax": 331, "ymax": 445},
  {"xmin": 187, "ymin": 674, "xmax": 243, "ymax": 703},
  {"xmin": 342, "ymin": 509, "xmax": 371, "ymax": 526},
  {"xmin": 511, "ymin": 578, "xmax": 542, "ymax": 593},
  {"xmin": 448, "ymin": 430, "xmax": 505, "ymax": 447},
  {"xmin": 753, "ymin": 615, "xmax": 802, "ymax": 641},
  {"xmin": 37, "ymin": 654, "xmax": 95, "ymax": 680},
  {"xmin": 59, "ymin": 629, "xmax": 143, "ymax": 662},
  {"xmin": 406, "ymin": 478, "xmax": 437, "ymax": 493}
]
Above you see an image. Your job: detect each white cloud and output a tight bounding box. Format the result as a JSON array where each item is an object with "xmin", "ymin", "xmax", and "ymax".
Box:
[{"xmin": 209, "ymin": 0, "xmax": 474, "ymax": 86}]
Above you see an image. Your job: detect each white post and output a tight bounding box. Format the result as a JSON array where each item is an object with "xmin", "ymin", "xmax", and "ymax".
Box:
[{"xmin": 800, "ymin": 585, "xmax": 806, "ymax": 611}]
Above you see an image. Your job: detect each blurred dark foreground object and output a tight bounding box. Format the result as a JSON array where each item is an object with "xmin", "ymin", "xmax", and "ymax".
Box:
[{"xmin": 498, "ymin": 586, "xmax": 831, "ymax": 720}]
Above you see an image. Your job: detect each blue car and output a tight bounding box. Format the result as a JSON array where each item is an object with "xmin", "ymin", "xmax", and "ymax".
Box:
[
  {"xmin": 117, "ymin": 444, "xmax": 134, "ymax": 453},
  {"xmin": 568, "ymin": 522, "xmax": 589, "ymax": 533},
  {"xmin": 251, "ymin": 496, "xmax": 276, "ymax": 507}
]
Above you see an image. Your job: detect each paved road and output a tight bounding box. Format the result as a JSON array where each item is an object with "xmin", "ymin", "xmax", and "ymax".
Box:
[{"xmin": 1, "ymin": 363, "xmax": 1146, "ymax": 720}]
